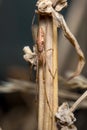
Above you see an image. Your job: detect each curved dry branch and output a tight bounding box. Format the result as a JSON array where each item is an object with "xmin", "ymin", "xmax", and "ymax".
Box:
[
  {"xmin": 59, "ymin": 15, "xmax": 85, "ymax": 79},
  {"xmin": 52, "ymin": 10, "xmax": 85, "ymax": 79}
]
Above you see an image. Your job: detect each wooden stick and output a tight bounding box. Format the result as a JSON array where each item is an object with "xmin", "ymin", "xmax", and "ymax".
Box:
[
  {"xmin": 70, "ymin": 91, "xmax": 87, "ymax": 112},
  {"xmin": 43, "ymin": 17, "xmax": 53, "ymax": 130},
  {"xmin": 38, "ymin": 16, "xmax": 46, "ymax": 130},
  {"xmin": 37, "ymin": 0, "xmax": 58, "ymax": 130},
  {"xmin": 38, "ymin": 67, "xmax": 45, "ymax": 130},
  {"xmin": 52, "ymin": 19, "xmax": 58, "ymax": 130}
]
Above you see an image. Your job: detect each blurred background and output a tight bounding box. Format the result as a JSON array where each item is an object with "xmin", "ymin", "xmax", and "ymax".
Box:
[{"xmin": 0, "ymin": 0, "xmax": 87, "ymax": 130}]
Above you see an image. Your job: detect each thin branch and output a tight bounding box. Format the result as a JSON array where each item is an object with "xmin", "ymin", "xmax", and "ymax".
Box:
[{"xmin": 70, "ymin": 91, "xmax": 87, "ymax": 112}]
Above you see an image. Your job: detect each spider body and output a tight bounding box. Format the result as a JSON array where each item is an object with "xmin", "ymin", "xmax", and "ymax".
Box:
[{"xmin": 36, "ymin": 27, "xmax": 45, "ymax": 66}]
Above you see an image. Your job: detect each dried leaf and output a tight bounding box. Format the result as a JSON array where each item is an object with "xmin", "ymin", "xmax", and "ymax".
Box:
[
  {"xmin": 36, "ymin": 0, "xmax": 52, "ymax": 14},
  {"xmin": 36, "ymin": 0, "xmax": 67, "ymax": 14},
  {"xmin": 61, "ymin": 125, "xmax": 77, "ymax": 130},
  {"xmin": 55, "ymin": 0, "xmax": 67, "ymax": 12},
  {"xmin": 55, "ymin": 102, "xmax": 76, "ymax": 127},
  {"xmin": 23, "ymin": 46, "xmax": 37, "ymax": 65},
  {"xmin": 52, "ymin": 12, "xmax": 85, "ymax": 79},
  {"xmin": 59, "ymin": 14, "xmax": 85, "ymax": 79}
]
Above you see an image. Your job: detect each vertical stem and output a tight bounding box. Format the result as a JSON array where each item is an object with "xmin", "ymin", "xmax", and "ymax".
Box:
[
  {"xmin": 37, "ymin": 1, "xmax": 58, "ymax": 130},
  {"xmin": 38, "ymin": 16, "xmax": 46, "ymax": 130},
  {"xmin": 38, "ymin": 67, "xmax": 45, "ymax": 130},
  {"xmin": 44, "ymin": 17, "xmax": 53, "ymax": 130},
  {"xmin": 52, "ymin": 20, "xmax": 58, "ymax": 130}
]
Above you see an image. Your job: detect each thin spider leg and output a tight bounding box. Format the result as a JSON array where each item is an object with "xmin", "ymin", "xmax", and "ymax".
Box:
[
  {"xmin": 48, "ymin": 66, "xmax": 57, "ymax": 79},
  {"xmin": 45, "ymin": 48, "xmax": 57, "ymax": 79},
  {"xmin": 42, "ymin": 52, "xmax": 53, "ymax": 114},
  {"xmin": 35, "ymin": 60, "xmax": 39, "ymax": 103}
]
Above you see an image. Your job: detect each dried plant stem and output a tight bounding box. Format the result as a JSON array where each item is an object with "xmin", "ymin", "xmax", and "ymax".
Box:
[
  {"xmin": 37, "ymin": 8, "xmax": 58, "ymax": 130},
  {"xmin": 52, "ymin": 20, "xmax": 58, "ymax": 130},
  {"xmin": 43, "ymin": 17, "xmax": 53, "ymax": 130},
  {"xmin": 38, "ymin": 67, "xmax": 45, "ymax": 130},
  {"xmin": 38, "ymin": 16, "xmax": 46, "ymax": 130},
  {"xmin": 70, "ymin": 91, "xmax": 87, "ymax": 112},
  {"xmin": 37, "ymin": 0, "xmax": 58, "ymax": 130}
]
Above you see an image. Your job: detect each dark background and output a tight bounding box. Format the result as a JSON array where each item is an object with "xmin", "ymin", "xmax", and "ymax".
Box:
[{"xmin": 0, "ymin": 0, "xmax": 36, "ymax": 80}]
